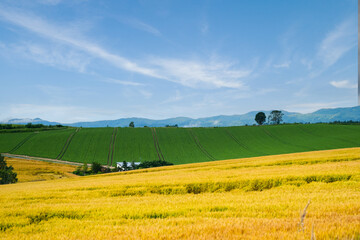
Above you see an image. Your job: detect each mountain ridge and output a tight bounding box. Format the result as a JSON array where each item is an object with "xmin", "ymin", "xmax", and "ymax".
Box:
[{"xmin": 1, "ymin": 106, "xmax": 359, "ymax": 127}]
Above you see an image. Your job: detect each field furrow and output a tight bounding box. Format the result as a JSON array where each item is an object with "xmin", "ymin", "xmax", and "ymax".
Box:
[
  {"xmin": 110, "ymin": 128, "xmax": 118, "ymax": 166},
  {"xmin": 57, "ymin": 128, "xmax": 79, "ymax": 160},
  {"xmin": 188, "ymin": 129, "xmax": 216, "ymax": 161},
  {"xmin": 12, "ymin": 129, "xmax": 76, "ymax": 159}
]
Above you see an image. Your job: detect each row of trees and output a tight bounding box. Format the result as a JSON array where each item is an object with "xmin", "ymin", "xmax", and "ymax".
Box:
[
  {"xmin": 119, "ymin": 160, "xmax": 173, "ymax": 171},
  {"xmin": 73, "ymin": 162, "xmax": 116, "ymax": 176},
  {"xmin": 73, "ymin": 159, "xmax": 174, "ymax": 175},
  {"xmin": 255, "ymin": 110, "xmax": 284, "ymax": 125},
  {"xmin": 0, "ymin": 123, "xmax": 64, "ymax": 130}
]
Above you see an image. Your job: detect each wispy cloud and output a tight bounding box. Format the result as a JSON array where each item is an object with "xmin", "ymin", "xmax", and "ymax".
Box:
[
  {"xmin": 119, "ymin": 17, "xmax": 161, "ymax": 36},
  {"xmin": 2, "ymin": 42, "xmax": 90, "ymax": 73},
  {"xmin": 161, "ymin": 90, "xmax": 184, "ymax": 104},
  {"xmin": 104, "ymin": 78, "xmax": 145, "ymax": 86},
  {"xmin": 330, "ymin": 80, "xmax": 357, "ymax": 89},
  {"xmin": 0, "ymin": 6, "xmax": 251, "ymax": 90},
  {"xmin": 149, "ymin": 57, "xmax": 253, "ymax": 89},
  {"xmin": 0, "ymin": 6, "xmax": 161, "ymax": 78},
  {"xmin": 273, "ymin": 61, "xmax": 291, "ymax": 68},
  {"xmin": 286, "ymin": 101, "xmax": 351, "ymax": 113},
  {"xmin": 317, "ymin": 17, "xmax": 357, "ymax": 67}
]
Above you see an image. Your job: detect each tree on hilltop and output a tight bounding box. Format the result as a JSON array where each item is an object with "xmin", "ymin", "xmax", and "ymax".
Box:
[
  {"xmin": 129, "ymin": 122, "xmax": 135, "ymax": 128},
  {"xmin": 255, "ymin": 112, "xmax": 266, "ymax": 125},
  {"xmin": 268, "ymin": 110, "xmax": 284, "ymax": 125}
]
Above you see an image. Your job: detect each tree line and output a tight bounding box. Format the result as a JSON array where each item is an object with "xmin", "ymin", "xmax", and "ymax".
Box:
[
  {"xmin": 255, "ymin": 110, "xmax": 284, "ymax": 125},
  {"xmin": 0, "ymin": 123, "xmax": 64, "ymax": 130}
]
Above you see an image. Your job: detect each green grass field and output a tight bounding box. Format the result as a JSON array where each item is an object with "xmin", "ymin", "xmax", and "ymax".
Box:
[
  {"xmin": 113, "ymin": 127, "xmax": 159, "ymax": 164},
  {"xmin": 156, "ymin": 128, "xmax": 210, "ymax": 164},
  {"xmin": 0, "ymin": 132, "xmax": 33, "ymax": 153},
  {"xmin": 1, "ymin": 124, "xmax": 359, "ymax": 166},
  {"xmin": 11, "ymin": 129, "xmax": 76, "ymax": 159},
  {"xmin": 61, "ymin": 128, "xmax": 114, "ymax": 165}
]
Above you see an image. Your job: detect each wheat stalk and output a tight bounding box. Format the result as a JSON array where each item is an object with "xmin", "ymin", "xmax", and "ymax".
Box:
[
  {"xmin": 298, "ymin": 199, "xmax": 311, "ymax": 232},
  {"xmin": 311, "ymin": 223, "xmax": 316, "ymax": 240}
]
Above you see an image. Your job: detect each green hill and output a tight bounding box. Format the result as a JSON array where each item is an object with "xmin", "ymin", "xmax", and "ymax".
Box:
[{"xmin": 0, "ymin": 124, "xmax": 359, "ymax": 166}]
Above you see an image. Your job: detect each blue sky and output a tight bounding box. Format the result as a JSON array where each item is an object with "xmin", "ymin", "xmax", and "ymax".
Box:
[{"xmin": 0, "ymin": 0, "xmax": 357, "ymax": 123}]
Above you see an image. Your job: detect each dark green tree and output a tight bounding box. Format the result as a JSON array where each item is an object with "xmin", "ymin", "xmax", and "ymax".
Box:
[
  {"xmin": 91, "ymin": 162, "xmax": 102, "ymax": 174},
  {"xmin": 0, "ymin": 155, "xmax": 18, "ymax": 184},
  {"xmin": 82, "ymin": 162, "xmax": 88, "ymax": 176},
  {"xmin": 268, "ymin": 110, "xmax": 284, "ymax": 125},
  {"xmin": 129, "ymin": 122, "xmax": 135, "ymax": 128},
  {"xmin": 255, "ymin": 112, "xmax": 266, "ymax": 125},
  {"xmin": 122, "ymin": 161, "xmax": 128, "ymax": 171},
  {"xmin": 131, "ymin": 161, "xmax": 138, "ymax": 170}
]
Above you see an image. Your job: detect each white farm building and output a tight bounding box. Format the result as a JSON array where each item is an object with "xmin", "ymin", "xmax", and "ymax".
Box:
[{"xmin": 116, "ymin": 162, "xmax": 141, "ymax": 170}]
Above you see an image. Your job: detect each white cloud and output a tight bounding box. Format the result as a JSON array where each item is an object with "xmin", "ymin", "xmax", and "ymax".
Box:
[
  {"xmin": 5, "ymin": 42, "xmax": 90, "ymax": 73},
  {"xmin": 273, "ymin": 61, "xmax": 290, "ymax": 68},
  {"xmin": 160, "ymin": 90, "xmax": 188, "ymax": 104},
  {"xmin": 104, "ymin": 78, "xmax": 145, "ymax": 86},
  {"xmin": 119, "ymin": 17, "xmax": 161, "ymax": 36},
  {"xmin": 330, "ymin": 80, "xmax": 357, "ymax": 89},
  {"xmin": 318, "ymin": 17, "xmax": 357, "ymax": 67},
  {"xmin": 0, "ymin": 6, "xmax": 162, "ymax": 78},
  {"xmin": 149, "ymin": 57, "xmax": 252, "ymax": 89},
  {"xmin": 0, "ymin": 6, "xmax": 251, "ymax": 90}
]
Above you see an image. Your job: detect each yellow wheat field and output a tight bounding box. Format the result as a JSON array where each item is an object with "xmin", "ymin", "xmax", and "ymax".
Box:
[
  {"xmin": 6, "ymin": 158, "xmax": 78, "ymax": 183},
  {"xmin": 1, "ymin": 148, "xmax": 360, "ymax": 239}
]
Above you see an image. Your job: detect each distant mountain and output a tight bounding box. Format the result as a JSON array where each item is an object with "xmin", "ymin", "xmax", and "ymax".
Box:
[
  {"xmin": 1, "ymin": 118, "xmax": 61, "ymax": 126},
  {"xmin": 2, "ymin": 106, "xmax": 359, "ymax": 128}
]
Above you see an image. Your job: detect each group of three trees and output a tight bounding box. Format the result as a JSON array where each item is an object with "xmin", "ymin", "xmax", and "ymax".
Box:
[{"xmin": 255, "ymin": 110, "xmax": 284, "ymax": 125}]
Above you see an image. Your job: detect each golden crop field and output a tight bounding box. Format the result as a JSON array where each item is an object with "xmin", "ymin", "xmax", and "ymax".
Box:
[
  {"xmin": 1, "ymin": 148, "xmax": 360, "ymax": 239},
  {"xmin": 5, "ymin": 158, "xmax": 78, "ymax": 183}
]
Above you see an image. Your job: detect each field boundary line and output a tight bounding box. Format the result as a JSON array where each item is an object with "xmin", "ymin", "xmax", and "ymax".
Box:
[
  {"xmin": 224, "ymin": 128, "xmax": 250, "ymax": 149},
  {"xmin": 261, "ymin": 128, "xmax": 312, "ymax": 150},
  {"xmin": 107, "ymin": 128, "xmax": 116, "ymax": 166},
  {"xmin": 153, "ymin": 128, "xmax": 165, "ymax": 161},
  {"xmin": 9, "ymin": 132, "xmax": 38, "ymax": 153},
  {"xmin": 1, "ymin": 153, "xmax": 86, "ymax": 166},
  {"xmin": 188, "ymin": 129, "xmax": 216, "ymax": 161},
  {"xmin": 57, "ymin": 128, "xmax": 80, "ymax": 160},
  {"xmin": 151, "ymin": 128, "xmax": 163, "ymax": 161},
  {"xmin": 224, "ymin": 128, "xmax": 266, "ymax": 155},
  {"xmin": 110, "ymin": 128, "xmax": 118, "ymax": 166}
]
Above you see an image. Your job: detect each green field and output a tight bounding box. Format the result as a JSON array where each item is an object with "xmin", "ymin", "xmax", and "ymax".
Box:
[
  {"xmin": 1, "ymin": 124, "xmax": 359, "ymax": 166},
  {"xmin": 0, "ymin": 132, "xmax": 33, "ymax": 153},
  {"xmin": 113, "ymin": 128, "xmax": 159, "ymax": 164},
  {"xmin": 11, "ymin": 129, "xmax": 76, "ymax": 159},
  {"xmin": 61, "ymin": 128, "xmax": 114, "ymax": 165}
]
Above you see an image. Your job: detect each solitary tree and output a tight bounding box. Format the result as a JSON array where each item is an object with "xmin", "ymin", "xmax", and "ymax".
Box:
[
  {"xmin": 268, "ymin": 110, "xmax": 284, "ymax": 125},
  {"xmin": 0, "ymin": 155, "xmax": 18, "ymax": 184},
  {"xmin": 129, "ymin": 122, "xmax": 135, "ymax": 128},
  {"xmin": 91, "ymin": 162, "xmax": 102, "ymax": 174},
  {"xmin": 255, "ymin": 112, "xmax": 266, "ymax": 125}
]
